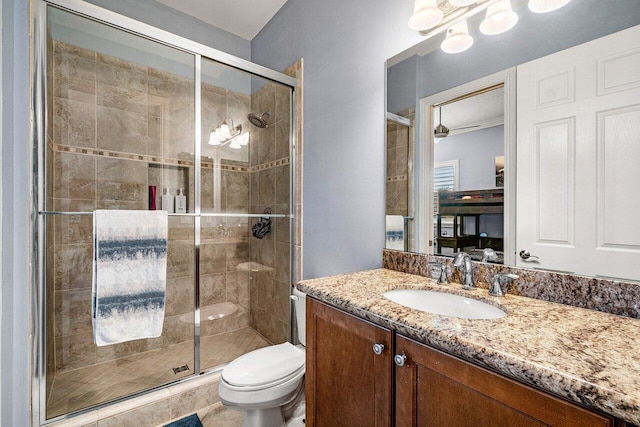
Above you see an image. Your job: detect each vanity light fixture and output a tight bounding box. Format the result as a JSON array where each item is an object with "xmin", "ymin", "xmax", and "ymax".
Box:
[
  {"xmin": 449, "ymin": 0, "xmax": 478, "ymax": 6},
  {"xmin": 409, "ymin": 0, "xmax": 567, "ymax": 55},
  {"xmin": 479, "ymin": 0, "xmax": 518, "ymax": 35},
  {"xmin": 208, "ymin": 117, "xmax": 247, "ymax": 149},
  {"xmin": 409, "ymin": 0, "xmax": 444, "ymax": 32},
  {"xmin": 441, "ymin": 20, "xmax": 474, "ymax": 54},
  {"xmin": 528, "ymin": 0, "xmax": 571, "ymax": 13}
]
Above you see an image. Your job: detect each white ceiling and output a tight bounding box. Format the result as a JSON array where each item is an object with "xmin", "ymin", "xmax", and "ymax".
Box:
[
  {"xmin": 435, "ymin": 87, "xmax": 504, "ymax": 135},
  {"xmin": 155, "ymin": 0, "xmax": 289, "ymax": 41}
]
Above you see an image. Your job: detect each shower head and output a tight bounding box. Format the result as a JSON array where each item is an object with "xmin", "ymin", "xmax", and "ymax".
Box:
[{"xmin": 247, "ymin": 111, "xmax": 270, "ymax": 128}]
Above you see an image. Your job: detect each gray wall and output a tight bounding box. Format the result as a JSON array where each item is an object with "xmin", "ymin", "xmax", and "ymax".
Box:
[
  {"xmin": 387, "ymin": 54, "xmax": 418, "ymax": 115},
  {"xmin": 2, "ymin": 0, "xmax": 30, "ymax": 424},
  {"xmin": 0, "ymin": 0, "xmax": 250, "ymax": 424},
  {"xmin": 251, "ymin": 0, "xmax": 420, "ymax": 279}
]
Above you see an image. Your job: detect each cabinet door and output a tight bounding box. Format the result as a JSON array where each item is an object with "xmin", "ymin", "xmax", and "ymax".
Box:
[
  {"xmin": 306, "ymin": 298, "xmax": 393, "ymax": 427},
  {"xmin": 395, "ymin": 335, "xmax": 613, "ymax": 427}
]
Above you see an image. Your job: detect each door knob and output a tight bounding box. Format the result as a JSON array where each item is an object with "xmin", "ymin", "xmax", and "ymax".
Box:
[
  {"xmin": 372, "ymin": 343, "xmax": 385, "ymax": 355},
  {"xmin": 394, "ymin": 354, "xmax": 407, "ymax": 367},
  {"xmin": 519, "ymin": 250, "xmax": 540, "ymax": 261}
]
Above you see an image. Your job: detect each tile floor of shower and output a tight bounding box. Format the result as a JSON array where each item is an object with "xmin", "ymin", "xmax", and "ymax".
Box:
[{"xmin": 47, "ymin": 327, "xmax": 268, "ymax": 422}]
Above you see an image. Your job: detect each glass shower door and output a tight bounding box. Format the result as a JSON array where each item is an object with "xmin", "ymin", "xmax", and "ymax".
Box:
[
  {"xmin": 198, "ymin": 57, "xmax": 293, "ymax": 372},
  {"xmin": 44, "ymin": 6, "xmax": 196, "ymax": 418}
]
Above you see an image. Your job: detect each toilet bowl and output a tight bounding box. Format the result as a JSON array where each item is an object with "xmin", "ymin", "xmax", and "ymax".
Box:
[{"xmin": 219, "ymin": 287, "xmax": 306, "ymax": 427}]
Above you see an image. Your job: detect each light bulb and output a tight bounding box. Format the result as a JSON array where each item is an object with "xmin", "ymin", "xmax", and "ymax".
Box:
[
  {"xmin": 237, "ymin": 132, "xmax": 250, "ymax": 146},
  {"xmin": 408, "ymin": 0, "xmax": 443, "ymax": 32},
  {"xmin": 449, "ymin": 0, "xmax": 477, "ymax": 6},
  {"xmin": 208, "ymin": 130, "xmax": 220, "ymax": 146},
  {"xmin": 528, "ymin": 0, "xmax": 571, "ymax": 13},
  {"xmin": 479, "ymin": 0, "xmax": 518, "ymax": 35},
  {"xmin": 441, "ymin": 20, "xmax": 474, "ymax": 54},
  {"xmin": 219, "ymin": 123, "xmax": 231, "ymax": 140},
  {"xmin": 229, "ymin": 139, "xmax": 241, "ymax": 150}
]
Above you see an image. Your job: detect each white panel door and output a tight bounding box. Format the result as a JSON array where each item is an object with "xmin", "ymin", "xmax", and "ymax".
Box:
[{"xmin": 517, "ymin": 25, "xmax": 640, "ymax": 280}]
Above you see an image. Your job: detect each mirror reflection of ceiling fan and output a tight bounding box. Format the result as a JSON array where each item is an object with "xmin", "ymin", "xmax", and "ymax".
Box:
[{"xmin": 434, "ymin": 106, "xmax": 480, "ymax": 138}]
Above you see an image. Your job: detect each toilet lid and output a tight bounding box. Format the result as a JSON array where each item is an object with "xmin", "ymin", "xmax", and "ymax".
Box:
[{"xmin": 222, "ymin": 342, "xmax": 305, "ymax": 388}]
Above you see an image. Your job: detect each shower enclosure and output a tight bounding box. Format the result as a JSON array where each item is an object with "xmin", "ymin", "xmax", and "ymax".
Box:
[{"xmin": 32, "ymin": 1, "xmax": 297, "ymax": 424}]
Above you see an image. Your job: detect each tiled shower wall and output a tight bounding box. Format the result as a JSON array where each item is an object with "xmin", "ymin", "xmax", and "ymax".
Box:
[
  {"xmin": 386, "ymin": 109, "xmax": 413, "ymax": 217},
  {"xmin": 47, "ymin": 41, "xmax": 257, "ymax": 377},
  {"xmin": 247, "ymin": 76, "xmax": 294, "ymax": 344}
]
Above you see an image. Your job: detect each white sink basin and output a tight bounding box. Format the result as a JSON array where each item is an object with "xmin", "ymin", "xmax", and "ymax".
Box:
[{"xmin": 383, "ymin": 289, "xmax": 506, "ymax": 319}]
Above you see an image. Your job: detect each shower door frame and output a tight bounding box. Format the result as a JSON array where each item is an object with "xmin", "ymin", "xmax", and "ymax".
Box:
[{"xmin": 31, "ymin": 0, "xmax": 298, "ymax": 425}]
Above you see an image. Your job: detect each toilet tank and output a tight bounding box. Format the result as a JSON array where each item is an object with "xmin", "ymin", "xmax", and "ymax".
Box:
[{"xmin": 291, "ymin": 287, "xmax": 306, "ymax": 346}]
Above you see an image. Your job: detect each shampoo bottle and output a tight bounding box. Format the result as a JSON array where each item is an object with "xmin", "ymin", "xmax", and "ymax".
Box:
[
  {"xmin": 175, "ymin": 188, "xmax": 187, "ymax": 213},
  {"xmin": 161, "ymin": 187, "xmax": 174, "ymax": 213}
]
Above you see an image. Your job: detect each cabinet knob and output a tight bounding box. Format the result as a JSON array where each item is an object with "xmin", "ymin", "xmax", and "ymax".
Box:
[
  {"xmin": 394, "ymin": 353, "xmax": 407, "ymax": 367},
  {"xmin": 372, "ymin": 343, "xmax": 385, "ymax": 355}
]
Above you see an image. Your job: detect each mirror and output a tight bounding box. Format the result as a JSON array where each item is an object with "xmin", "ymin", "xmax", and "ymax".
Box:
[{"xmin": 385, "ymin": 0, "xmax": 640, "ymax": 280}]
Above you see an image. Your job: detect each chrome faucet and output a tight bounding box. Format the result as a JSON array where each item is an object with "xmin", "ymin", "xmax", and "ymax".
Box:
[
  {"xmin": 453, "ymin": 252, "xmax": 475, "ymax": 290},
  {"xmin": 489, "ymin": 273, "xmax": 519, "ymax": 297},
  {"xmin": 481, "ymin": 248, "xmax": 497, "ymax": 263},
  {"xmin": 429, "ymin": 261, "xmax": 449, "ymax": 284}
]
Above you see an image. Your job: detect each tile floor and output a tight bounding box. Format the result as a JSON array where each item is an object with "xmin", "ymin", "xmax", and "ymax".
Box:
[{"xmin": 47, "ymin": 327, "xmax": 270, "ymax": 419}]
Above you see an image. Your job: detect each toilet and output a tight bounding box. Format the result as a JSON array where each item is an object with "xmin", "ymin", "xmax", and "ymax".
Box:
[{"xmin": 219, "ymin": 287, "xmax": 306, "ymax": 427}]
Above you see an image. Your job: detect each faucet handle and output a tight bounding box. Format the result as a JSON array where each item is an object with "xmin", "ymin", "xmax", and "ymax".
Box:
[
  {"xmin": 489, "ymin": 273, "xmax": 519, "ymax": 297},
  {"xmin": 429, "ymin": 262, "xmax": 449, "ymax": 284}
]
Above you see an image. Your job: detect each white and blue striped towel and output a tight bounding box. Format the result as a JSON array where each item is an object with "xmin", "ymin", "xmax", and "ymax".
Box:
[
  {"xmin": 385, "ymin": 215, "xmax": 405, "ymax": 251},
  {"xmin": 92, "ymin": 210, "xmax": 168, "ymax": 346}
]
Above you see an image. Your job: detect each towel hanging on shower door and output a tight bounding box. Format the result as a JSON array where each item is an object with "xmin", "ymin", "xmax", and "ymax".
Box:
[{"xmin": 92, "ymin": 210, "xmax": 168, "ymax": 346}]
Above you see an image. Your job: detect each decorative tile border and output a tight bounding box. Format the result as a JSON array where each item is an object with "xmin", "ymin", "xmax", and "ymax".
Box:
[
  {"xmin": 51, "ymin": 143, "xmax": 303, "ymax": 173},
  {"xmin": 248, "ymin": 157, "xmax": 290, "ymax": 172},
  {"xmin": 383, "ymin": 249, "xmax": 640, "ymax": 319}
]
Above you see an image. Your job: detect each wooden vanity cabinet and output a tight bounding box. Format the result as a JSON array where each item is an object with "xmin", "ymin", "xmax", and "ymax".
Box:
[
  {"xmin": 306, "ymin": 298, "xmax": 393, "ymax": 427},
  {"xmin": 306, "ymin": 298, "xmax": 618, "ymax": 427},
  {"xmin": 395, "ymin": 335, "xmax": 614, "ymax": 427}
]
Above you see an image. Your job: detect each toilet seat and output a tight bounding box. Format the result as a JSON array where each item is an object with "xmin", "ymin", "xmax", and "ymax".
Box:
[{"xmin": 221, "ymin": 342, "xmax": 305, "ymax": 392}]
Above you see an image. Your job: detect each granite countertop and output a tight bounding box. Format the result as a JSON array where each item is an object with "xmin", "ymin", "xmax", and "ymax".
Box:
[{"xmin": 296, "ymin": 268, "xmax": 640, "ymax": 425}]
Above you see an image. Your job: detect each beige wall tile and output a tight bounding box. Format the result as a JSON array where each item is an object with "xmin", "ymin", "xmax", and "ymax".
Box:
[
  {"xmin": 274, "ymin": 242, "xmax": 291, "ymax": 285},
  {"xmin": 275, "ymin": 117, "xmax": 290, "ymax": 160},
  {"xmin": 54, "ymin": 243, "xmax": 93, "ymax": 291},
  {"xmin": 97, "ymin": 399, "xmax": 170, "ymax": 427},
  {"xmin": 165, "ymin": 276, "xmax": 195, "ymax": 316},
  {"xmin": 55, "ymin": 331, "xmax": 97, "ymax": 371},
  {"xmin": 55, "ymin": 288, "xmax": 93, "ymax": 337},
  {"xmin": 200, "ymin": 273, "xmax": 226, "ymax": 306},
  {"xmin": 54, "ymin": 98, "xmax": 97, "ymax": 148},
  {"xmin": 199, "ymin": 243, "xmax": 227, "ymax": 275},
  {"xmin": 96, "ymin": 157, "xmax": 147, "ymax": 202},
  {"xmin": 258, "ymin": 125, "xmax": 276, "ymax": 165},
  {"xmin": 96, "ymin": 53, "xmax": 148, "ymax": 90},
  {"xmin": 96, "ymin": 107, "xmax": 148, "ymax": 154},
  {"xmin": 167, "ymin": 240, "xmax": 194, "ymax": 279},
  {"xmin": 274, "ymin": 165, "xmax": 290, "ymax": 206},
  {"xmin": 258, "ymin": 168, "xmax": 275, "ymax": 206},
  {"xmin": 53, "ymin": 151, "xmax": 97, "ymax": 200},
  {"xmin": 169, "ymin": 379, "xmax": 219, "ymax": 420}
]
